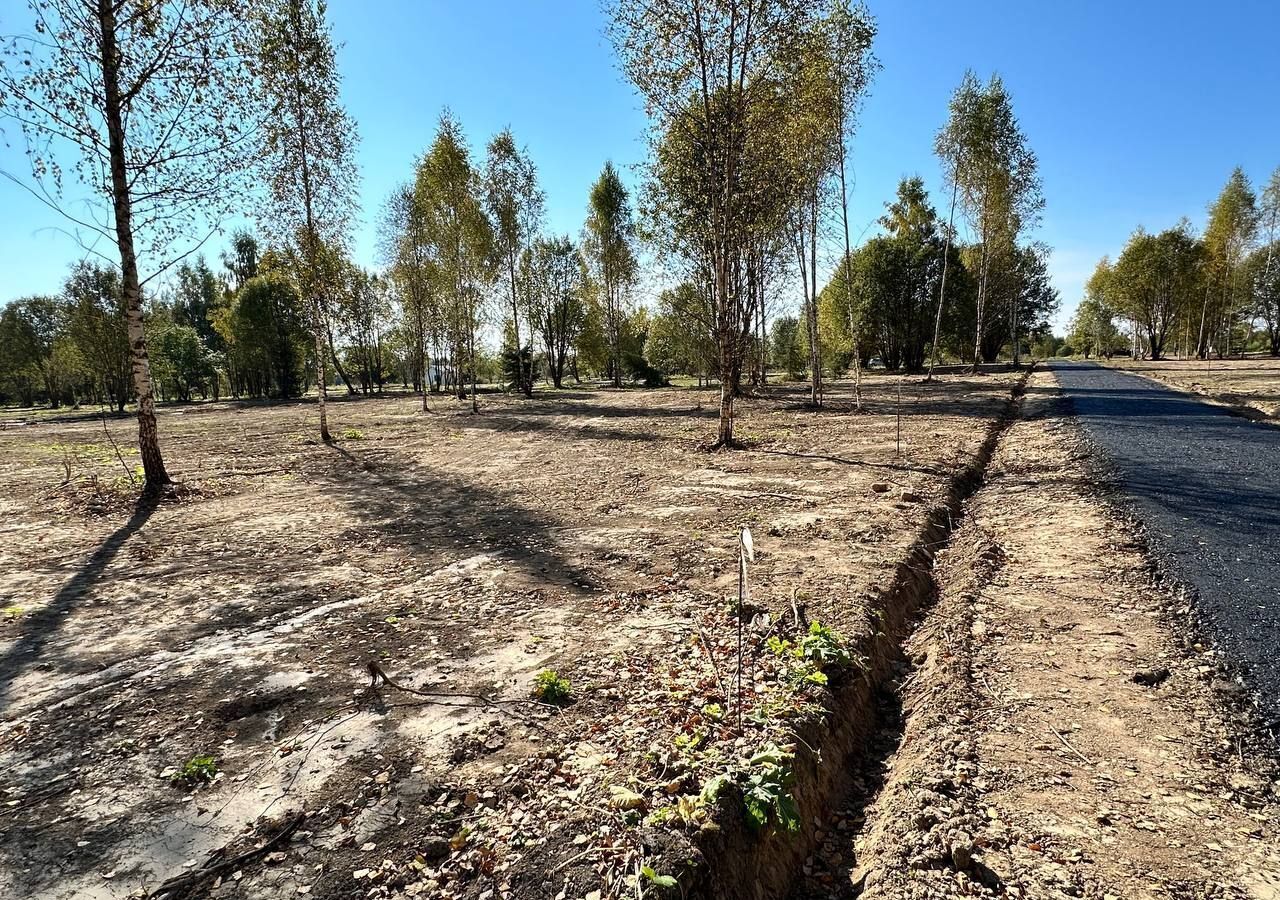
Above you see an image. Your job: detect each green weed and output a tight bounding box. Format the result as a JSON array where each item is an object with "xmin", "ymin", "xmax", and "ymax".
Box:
[
  {"xmin": 531, "ymin": 669, "xmax": 571, "ymax": 704},
  {"xmin": 172, "ymin": 754, "xmax": 218, "ymax": 785},
  {"xmin": 742, "ymin": 743, "xmax": 800, "ymax": 833}
]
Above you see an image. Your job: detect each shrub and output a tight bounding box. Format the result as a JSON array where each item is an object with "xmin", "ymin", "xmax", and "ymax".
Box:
[{"xmin": 742, "ymin": 743, "xmax": 800, "ymax": 832}]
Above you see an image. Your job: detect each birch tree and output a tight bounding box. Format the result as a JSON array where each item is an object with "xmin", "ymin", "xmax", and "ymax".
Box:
[
  {"xmin": 253, "ymin": 0, "xmax": 360, "ymax": 442},
  {"xmin": 485, "ymin": 130, "xmax": 544, "ymax": 397},
  {"xmin": 525, "ymin": 236, "xmax": 586, "ymax": 389},
  {"xmin": 584, "ymin": 162, "xmax": 636, "ymax": 388},
  {"xmin": 379, "ymin": 183, "xmax": 436, "ymax": 406},
  {"xmin": 936, "ymin": 71, "xmax": 1042, "ymax": 371},
  {"xmin": 1, "ymin": 0, "xmax": 256, "ymax": 491},
  {"xmin": 416, "ymin": 113, "xmax": 494, "ymax": 412},
  {"xmin": 1248, "ymin": 168, "xmax": 1280, "ymax": 356},
  {"xmin": 1199, "ymin": 168, "xmax": 1256, "ymax": 358},
  {"xmin": 609, "ymin": 0, "xmax": 873, "ymax": 444}
]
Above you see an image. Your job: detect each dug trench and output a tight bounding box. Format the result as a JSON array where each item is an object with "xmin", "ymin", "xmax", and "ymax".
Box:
[
  {"xmin": 645, "ymin": 366, "xmax": 1280, "ymax": 900},
  {"xmin": 632, "ymin": 369, "xmax": 1036, "ymax": 899},
  {"xmin": 792, "ymin": 370, "xmax": 1280, "ymax": 899}
]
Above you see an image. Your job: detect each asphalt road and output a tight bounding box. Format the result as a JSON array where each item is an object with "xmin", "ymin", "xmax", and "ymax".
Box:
[{"xmin": 1049, "ymin": 361, "xmax": 1280, "ymax": 723}]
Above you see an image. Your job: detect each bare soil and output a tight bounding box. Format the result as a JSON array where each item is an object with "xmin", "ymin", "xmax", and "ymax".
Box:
[
  {"xmin": 806, "ymin": 370, "xmax": 1280, "ymax": 899},
  {"xmin": 0, "ymin": 373, "xmax": 1020, "ymax": 900},
  {"xmin": 1103, "ymin": 356, "xmax": 1280, "ymax": 420}
]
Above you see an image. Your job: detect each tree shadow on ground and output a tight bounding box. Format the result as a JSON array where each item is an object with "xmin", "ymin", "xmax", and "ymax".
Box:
[
  {"xmin": 441, "ymin": 410, "xmax": 663, "ymax": 445},
  {"xmin": 748, "ymin": 447, "xmax": 949, "ymax": 479},
  {"xmin": 324, "ymin": 444, "xmax": 599, "ymax": 591},
  {"xmin": 0, "ymin": 497, "xmax": 157, "ymax": 715}
]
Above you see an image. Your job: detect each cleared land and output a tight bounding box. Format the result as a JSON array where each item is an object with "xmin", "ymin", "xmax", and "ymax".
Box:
[
  {"xmin": 1104, "ymin": 356, "xmax": 1280, "ymax": 420},
  {"xmin": 0, "ymin": 374, "xmax": 1021, "ymax": 900}
]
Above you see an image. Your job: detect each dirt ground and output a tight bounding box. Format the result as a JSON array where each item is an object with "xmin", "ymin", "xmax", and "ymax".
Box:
[
  {"xmin": 1104, "ymin": 356, "xmax": 1280, "ymax": 419},
  {"xmin": 0, "ymin": 373, "xmax": 1020, "ymax": 900},
  {"xmin": 807, "ymin": 370, "xmax": 1280, "ymax": 899}
]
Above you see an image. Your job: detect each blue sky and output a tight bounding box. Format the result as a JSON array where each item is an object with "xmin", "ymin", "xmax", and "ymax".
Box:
[{"xmin": 3, "ymin": 0, "xmax": 1279, "ymax": 330}]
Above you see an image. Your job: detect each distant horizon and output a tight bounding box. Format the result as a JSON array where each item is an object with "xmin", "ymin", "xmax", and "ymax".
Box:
[{"xmin": 4, "ymin": 0, "xmax": 1279, "ymax": 335}]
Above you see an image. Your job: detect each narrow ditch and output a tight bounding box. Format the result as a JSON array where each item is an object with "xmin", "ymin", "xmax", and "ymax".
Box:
[{"xmin": 663, "ymin": 368, "xmax": 1031, "ymax": 900}]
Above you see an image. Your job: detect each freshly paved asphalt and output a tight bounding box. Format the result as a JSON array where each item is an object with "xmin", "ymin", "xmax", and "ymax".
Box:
[{"xmin": 1048, "ymin": 361, "xmax": 1280, "ymax": 722}]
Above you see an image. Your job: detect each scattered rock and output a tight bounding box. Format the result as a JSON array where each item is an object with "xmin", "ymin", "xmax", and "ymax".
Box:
[
  {"xmin": 1132, "ymin": 667, "xmax": 1170, "ymax": 687},
  {"xmin": 420, "ymin": 837, "xmax": 451, "ymax": 861}
]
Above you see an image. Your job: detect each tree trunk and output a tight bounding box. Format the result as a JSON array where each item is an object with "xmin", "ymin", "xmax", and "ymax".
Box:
[
  {"xmin": 717, "ymin": 358, "xmax": 734, "ymax": 446},
  {"xmin": 288, "ymin": 0, "xmax": 330, "ymax": 442},
  {"xmin": 325, "ymin": 320, "xmax": 356, "ymax": 395},
  {"xmin": 928, "ymin": 178, "xmax": 959, "ymax": 381},
  {"xmin": 97, "ymin": 0, "xmax": 169, "ymax": 491},
  {"xmin": 805, "ymin": 197, "xmax": 822, "ymax": 406},
  {"xmin": 1010, "ymin": 285, "xmax": 1020, "ymax": 366},
  {"xmin": 971, "ymin": 236, "xmax": 991, "ymax": 373},
  {"xmin": 715, "ymin": 246, "xmax": 734, "ymax": 446},
  {"xmin": 469, "ymin": 327, "xmax": 479, "ymax": 413},
  {"xmin": 508, "ymin": 254, "xmax": 531, "ymax": 397},
  {"xmin": 837, "ymin": 145, "xmax": 863, "ymax": 409}
]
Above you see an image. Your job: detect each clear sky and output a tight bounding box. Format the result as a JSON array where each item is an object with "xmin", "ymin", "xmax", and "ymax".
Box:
[{"xmin": 3, "ymin": 0, "xmax": 1279, "ymax": 331}]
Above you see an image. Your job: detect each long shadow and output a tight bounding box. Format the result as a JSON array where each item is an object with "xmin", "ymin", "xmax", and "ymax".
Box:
[
  {"xmin": 446, "ymin": 409, "xmax": 662, "ymax": 444},
  {"xmin": 750, "ymin": 447, "xmax": 948, "ymax": 478},
  {"xmin": 324, "ymin": 445, "xmax": 599, "ymax": 591},
  {"xmin": 0, "ymin": 498, "xmax": 157, "ymax": 715},
  {"xmin": 479, "ymin": 398, "xmax": 718, "ymax": 422}
]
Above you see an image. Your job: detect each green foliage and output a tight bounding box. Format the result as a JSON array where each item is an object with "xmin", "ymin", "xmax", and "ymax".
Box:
[
  {"xmin": 1109, "ymin": 223, "xmax": 1205, "ymax": 360},
  {"xmin": 648, "ymin": 283, "xmax": 716, "ymax": 380},
  {"xmin": 216, "ymin": 272, "xmax": 308, "ymax": 399},
  {"xmin": 172, "ymin": 754, "xmax": 218, "ymax": 785},
  {"xmin": 823, "ymin": 178, "xmax": 953, "ymax": 372},
  {"xmin": 640, "ymin": 864, "xmax": 678, "ymax": 890},
  {"xmin": 769, "ymin": 317, "xmax": 806, "ymax": 379},
  {"xmin": 500, "ymin": 344, "xmax": 538, "ymax": 390},
  {"xmin": 342, "ymin": 428, "xmax": 365, "ymax": 440},
  {"xmin": 532, "ymin": 669, "xmax": 571, "ymax": 704},
  {"xmin": 65, "ymin": 263, "xmax": 133, "ymax": 410},
  {"xmin": 523, "ymin": 235, "xmax": 585, "ymax": 388},
  {"xmin": 797, "ymin": 620, "xmax": 852, "ymax": 670},
  {"xmin": 149, "ymin": 323, "xmax": 215, "ymax": 402},
  {"xmin": 742, "ymin": 744, "xmax": 800, "ymax": 833}
]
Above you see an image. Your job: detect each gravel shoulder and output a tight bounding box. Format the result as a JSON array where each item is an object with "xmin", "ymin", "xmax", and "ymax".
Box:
[{"xmin": 1049, "ymin": 361, "xmax": 1280, "ymax": 727}]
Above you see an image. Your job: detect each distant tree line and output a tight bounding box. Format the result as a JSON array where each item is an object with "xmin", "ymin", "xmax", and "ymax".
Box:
[
  {"xmin": 1, "ymin": 0, "xmax": 1059, "ymax": 473},
  {"xmin": 1070, "ymin": 167, "xmax": 1280, "ymax": 360}
]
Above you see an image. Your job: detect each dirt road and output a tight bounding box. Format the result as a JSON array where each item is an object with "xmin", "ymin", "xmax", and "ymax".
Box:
[{"xmin": 1050, "ymin": 361, "xmax": 1280, "ymax": 726}]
